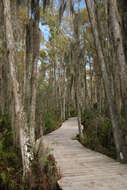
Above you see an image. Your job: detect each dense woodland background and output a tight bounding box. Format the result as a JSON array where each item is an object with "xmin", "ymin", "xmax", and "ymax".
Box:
[{"xmin": 0, "ymin": 0, "xmax": 127, "ymax": 189}]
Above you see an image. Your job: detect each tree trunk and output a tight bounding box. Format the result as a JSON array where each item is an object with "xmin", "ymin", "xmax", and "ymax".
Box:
[
  {"xmin": 3, "ymin": 0, "xmax": 33, "ymax": 176},
  {"xmin": 24, "ymin": 0, "xmax": 40, "ymax": 144},
  {"xmin": 117, "ymin": 0, "xmax": 127, "ymax": 63},
  {"xmin": 86, "ymin": 0, "xmax": 127, "ymax": 162},
  {"xmin": 109, "ymin": 0, "xmax": 127, "ymax": 129},
  {"xmin": 84, "ymin": 60, "xmax": 88, "ymax": 109}
]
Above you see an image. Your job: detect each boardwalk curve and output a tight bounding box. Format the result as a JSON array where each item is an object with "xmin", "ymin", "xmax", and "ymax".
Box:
[{"xmin": 44, "ymin": 118, "xmax": 127, "ymax": 190}]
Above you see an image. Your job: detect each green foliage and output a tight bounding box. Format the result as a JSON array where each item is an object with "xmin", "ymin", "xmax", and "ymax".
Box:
[
  {"xmin": 0, "ymin": 112, "xmax": 60, "ymax": 190},
  {"xmin": 81, "ymin": 110, "xmax": 116, "ymax": 159},
  {"xmin": 0, "ymin": 113, "xmax": 23, "ymax": 190},
  {"xmin": 70, "ymin": 108, "xmax": 77, "ymax": 117},
  {"xmin": 29, "ymin": 151, "xmax": 60, "ymax": 190},
  {"xmin": 44, "ymin": 111, "xmax": 60, "ymax": 134},
  {"xmin": 36, "ymin": 74, "xmax": 62, "ymax": 138}
]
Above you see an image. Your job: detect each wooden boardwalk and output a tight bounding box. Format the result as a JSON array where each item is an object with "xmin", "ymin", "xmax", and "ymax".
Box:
[{"xmin": 44, "ymin": 117, "xmax": 127, "ymax": 190}]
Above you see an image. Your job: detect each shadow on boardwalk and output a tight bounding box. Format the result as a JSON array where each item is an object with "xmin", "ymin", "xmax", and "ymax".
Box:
[{"xmin": 44, "ymin": 118, "xmax": 127, "ymax": 190}]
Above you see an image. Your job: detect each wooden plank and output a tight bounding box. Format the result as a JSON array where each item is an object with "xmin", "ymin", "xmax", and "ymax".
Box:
[{"xmin": 44, "ymin": 118, "xmax": 127, "ymax": 190}]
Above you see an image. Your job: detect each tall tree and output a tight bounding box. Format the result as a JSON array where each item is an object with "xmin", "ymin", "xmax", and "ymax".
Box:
[
  {"xmin": 24, "ymin": 0, "xmax": 40, "ymax": 145},
  {"xmin": 3, "ymin": 0, "xmax": 40, "ymax": 176},
  {"xmin": 85, "ymin": 0, "xmax": 127, "ymax": 162},
  {"xmin": 108, "ymin": 0, "xmax": 127, "ymax": 129}
]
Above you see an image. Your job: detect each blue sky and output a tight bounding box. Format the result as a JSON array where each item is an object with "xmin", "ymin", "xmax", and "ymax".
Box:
[
  {"xmin": 40, "ymin": 0, "xmax": 85, "ymax": 42},
  {"xmin": 40, "ymin": 23, "xmax": 50, "ymax": 42},
  {"xmin": 75, "ymin": 0, "xmax": 85, "ymax": 10}
]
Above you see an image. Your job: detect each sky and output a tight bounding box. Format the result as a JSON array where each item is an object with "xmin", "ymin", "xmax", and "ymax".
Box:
[
  {"xmin": 40, "ymin": 23, "xmax": 50, "ymax": 42},
  {"xmin": 40, "ymin": 0, "xmax": 86, "ymax": 42}
]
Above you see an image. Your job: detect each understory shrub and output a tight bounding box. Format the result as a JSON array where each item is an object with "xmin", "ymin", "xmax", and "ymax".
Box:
[
  {"xmin": 0, "ymin": 113, "xmax": 23, "ymax": 190},
  {"xmin": 43, "ymin": 111, "xmax": 61, "ymax": 134},
  {"xmin": 29, "ymin": 150, "xmax": 61, "ymax": 190},
  {"xmin": 70, "ymin": 108, "xmax": 77, "ymax": 117},
  {"xmin": 0, "ymin": 113, "xmax": 60, "ymax": 190},
  {"xmin": 81, "ymin": 110, "xmax": 116, "ymax": 159}
]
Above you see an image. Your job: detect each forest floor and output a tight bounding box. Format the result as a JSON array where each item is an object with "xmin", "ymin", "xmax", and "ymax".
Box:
[{"xmin": 44, "ymin": 117, "xmax": 127, "ymax": 190}]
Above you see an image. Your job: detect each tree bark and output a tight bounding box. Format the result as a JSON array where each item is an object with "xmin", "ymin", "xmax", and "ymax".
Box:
[
  {"xmin": 117, "ymin": 0, "xmax": 127, "ymax": 63},
  {"xmin": 86, "ymin": 0, "xmax": 127, "ymax": 162},
  {"xmin": 3, "ymin": 0, "xmax": 34, "ymax": 176},
  {"xmin": 24, "ymin": 0, "xmax": 40, "ymax": 144},
  {"xmin": 109, "ymin": 0, "xmax": 127, "ymax": 129}
]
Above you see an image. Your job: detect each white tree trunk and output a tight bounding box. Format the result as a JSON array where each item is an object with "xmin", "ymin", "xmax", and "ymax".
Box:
[{"xmin": 3, "ymin": 0, "xmax": 33, "ymax": 176}]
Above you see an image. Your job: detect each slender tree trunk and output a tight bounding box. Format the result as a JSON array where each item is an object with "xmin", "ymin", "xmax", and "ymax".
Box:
[
  {"xmin": 109, "ymin": 0, "xmax": 127, "ymax": 129},
  {"xmin": 89, "ymin": 60, "xmax": 93, "ymax": 107},
  {"xmin": 84, "ymin": 60, "xmax": 88, "ymax": 109},
  {"xmin": 73, "ymin": 13, "xmax": 82, "ymax": 141},
  {"xmin": 74, "ymin": 61, "xmax": 82, "ymax": 141},
  {"xmin": 0, "ymin": 1, "xmax": 9, "ymax": 115},
  {"xmin": 63, "ymin": 63, "xmax": 66, "ymax": 121},
  {"xmin": 3, "ymin": 0, "xmax": 33, "ymax": 176},
  {"xmin": 86, "ymin": 0, "xmax": 127, "ymax": 162},
  {"xmin": 74, "ymin": 79, "xmax": 82, "ymax": 141},
  {"xmin": 117, "ymin": 0, "xmax": 127, "ymax": 63},
  {"xmin": 24, "ymin": 0, "xmax": 40, "ymax": 144}
]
